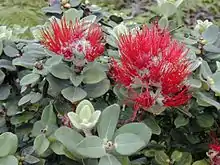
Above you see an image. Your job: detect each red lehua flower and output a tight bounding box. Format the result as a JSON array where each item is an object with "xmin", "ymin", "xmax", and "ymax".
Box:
[
  {"xmin": 208, "ymin": 132, "xmax": 220, "ymax": 165},
  {"xmin": 110, "ymin": 24, "xmax": 191, "ymax": 118},
  {"xmin": 41, "ymin": 17, "xmax": 104, "ymax": 61}
]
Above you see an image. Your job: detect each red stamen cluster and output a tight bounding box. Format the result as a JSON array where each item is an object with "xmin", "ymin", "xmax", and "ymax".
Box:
[
  {"xmin": 208, "ymin": 132, "xmax": 220, "ymax": 165},
  {"xmin": 41, "ymin": 18, "xmax": 104, "ymax": 62},
  {"xmin": 110, "ymin": 24, "xmax": 191, "ymax": 118}
]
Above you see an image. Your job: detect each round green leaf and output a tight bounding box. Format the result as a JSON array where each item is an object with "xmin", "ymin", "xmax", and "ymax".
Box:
[
  {"xmin": 174, "ymin": 115, "xmax": 189, "ymax": 128},
  {"xmin": 175, "ymin": 152, "xmax": 192, "ymax": 165},
  {"xmin": 24, "ymin": 155, "xmax": 40, "ymax": 164},
  {"xmin": 10, "ymin": 112, "xmax": 34, "ymax": 125},
  {"xmin": 171, "ymin": 150, "xmax": 183, "ymax": 162},
  {"xmin": 76, "ymin": 136, "xmax": 106, "ymax": 158},
  {"xmin": 202, "ymin": 25, "xmax": 219, "ymax": 44},
  {"xmin": 0, "ymin": 59, "xmax": 16, "ymax": 71},
  {"xmin": 0, "ymin": 155, "xmax": 18, "ymax": 165},
  {"xmin": 196, "ymin": 114, "xmax": 214, "ymax": 128},
  {"xmin": 158, "ymin": 16, "xmax": 169, "ymax": 28},
  {"xmin": 31, "ymin": 122, "xmax": 57, "ymax": 138},
  {"xmin": 30, "ymin": 92, "xmax": 42, "ymax": 103},
  {"xmin": 98, "ymin": 154, "xmax": 121, "ymax": 165},
  {"xmin": 33, "ymin": 134, "xmax": 50, "ymax": 155},
  {"xmin": 3, "ymin": 45, "xmax": 19, "ymax": 57},
  {"xmin": 41, "ymin": 102, "xmax": 57, "ymax": 125},
  {"xmin": 0, "ymin": 69, "xmax": 5, "ymax": 85},
  {"xmin": 20, "ymin": 73, "xmax": 40, "ymax": 86},
  {"xmin": 159, "ymin": 2, "xmax": 177, "ymax": 17},
  {"xmin": 84, "ymin": 79, "xmax": 110, "ymax": 98},
  {"xmin": 50, "ymin": 141, "xmax": 66, "ymax": 155},
  {"xmin": 55, "ymin": 127, "xmax": 84, "ymax": 153},
  {"xmin": 144, "ymin": 116, "xmax": 161, "ymax": 135},
  {"xmin": 155, "ymin": 150, "xmax": 170, "ymax": 165},
  {"xmin": 0, "ymin": 132, "xmax": 18, "ymax": 157},
  {"xmin": 18, "ymin": 93, "xmax": 32, "ymax": 106},
  {"xmin": 63, "ymin": 8, "xmax": 83, "ymax": 23},
  {"xmin": 83, "ymin": 65, "xmax": 106, "ymax": 84},
  {"xmin": 49, "ymin": 63, "xmax": 71, "ymax": 79},
  {"xmin": 115, "ymin": 122, "xmax": 152, "ymax": 144},
  {"xmin": 70, "ymin": 0, "xmax": 82, "ymax": 7},
  {"xmin": 115, "ymin": 133, "xmax": 145, "ymax": 155},
  {"xmin": 45, "ymin": 56, "xmax": 63, "ymax": 67},
  {"xmin": 61, "ymin": 86, "xmax": 87, "ymax": 103},
  {"xmin": 97, "ymin": 104, "xmax": 120, "ymax": 140},
  {"xmin": 70, "ymin": 73, "xmax": 84, "ymax": 87},
  {"xmin": 0, "ymin": 85, "xmax": 10, "ymax": 101},
  {"xmin": 192, "ymin": 160, "xmax": 209, "ymax": 165}
]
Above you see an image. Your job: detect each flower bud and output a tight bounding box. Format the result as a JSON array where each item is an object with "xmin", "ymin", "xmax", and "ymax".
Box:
[
  {"xmin": 194, "ymin": 20, "xmax": 213, "ymax": 34},
  {"xmin": 67, "ymin": 100, "xmax": 101, "ymax": 130}
]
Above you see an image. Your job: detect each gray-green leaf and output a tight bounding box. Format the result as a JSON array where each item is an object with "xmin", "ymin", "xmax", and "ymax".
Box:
[
  {"xmin": 114, "ymin": 133, "xmax": 145, "ymax": 155},
  {"xmin": 97, "ymin": 104, "xmax": 120, "ymax": 140}
]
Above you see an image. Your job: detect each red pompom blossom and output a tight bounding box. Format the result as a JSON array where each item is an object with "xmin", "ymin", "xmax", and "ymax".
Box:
[
  {"xmin": 41, "ymin": 17, "xmax": 104, "ymax": 62},
  {"xmin": 208, "ymin": 132, "xmax": 220, "ymax": 165},
  {"xmin": 110, "ymin": 24, "xmax": 191, "ymax": 119}
]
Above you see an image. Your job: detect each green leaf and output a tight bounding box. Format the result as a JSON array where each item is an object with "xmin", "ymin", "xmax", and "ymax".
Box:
[
  {"xmin": 0, "ymin": 155, "xmax": 18, "ymax": 165},
  {"xmin": 3, "ymin": 45, "xmax": 19, "ymax": 57},
  {"xmin": 0, "ymin": 69, "xmax": 4, "ymax": 84},
  {"xmin": 18, "ymin": 93, "xmax": 32, "ymax": 106},
  {"xmin": 144, "ymin": 116, "xmax": 161, "ymax": 135},
  {"xmin": 49, "ymin": 63, "xmax": 71, "ymax": 79},
  {"xmin": 114, "ymin": 133, "xmax": 145, "ymax": 155},
  {"xmin": 175, "ymin": 152, "xmax": 192, "ymax": 165},
  {"xmin": 46, "ymin": 74, "xmax": 68, "ymax": 97},
  {"xmin": 50, "ymin": 141, "xmax": 66, "ymax": 155},
  {"xmin": 84, "ymin": 79, "xmax": 110, "ymax": 98},
  {"xmin": 202, "ymin": 25, "xmax": 219, "ymax": 44},
  {"xmin": 10, "ymin": 112, "xmax": 34, "ymax": 125},
  {"xmin": 158, "ymin": 16, "xmax": 168, "ymax": 28},
  {"xmin": 30, "ymin": 92, "xmax": 42, "ymax": 103},
  {"xmin": 115, "ymin": 122, "xmax": 152, "ymax": 144},
  {"xmin": 0, "ymin": 132, "xmax": 18, "ymax": 157},
  {"xmin": 32, "ymin": 121, "xmax": 57, "ymax": 137},
  {"xmin": 20, "ymin": 73, "xmax": 40, "ymax": 86},
  {"xmin": 76, "ymin": 136, "xmax": 106, "ymax": 158},
  {"xmin": 61, "ymin": 86, "xmax": 87, "ymax": 103},
  {"xmin": 210, "ymin": 72, "xmax": 220, "ymax": 93},
  {"xmin": 0, "ymin": 41, "xmax": 3, "ymax": 55},
  {"xmin": 81, "ymin": 15, "xmax": 97, "ymax": 23},
  {"xmin": 0, "ymin": 85, "xmax": 10, "ymax": 100},
  {"xmin": 200, "ymin": 60, "xmax": 212, "ymax": 80},
  {"xmin": 70, "ymin": 73, "xmax": 84, "ymax": 87},
  {"xmin": 33, "ymin": 134, "xmax": 50, "ymax": 155},
  {"xmin": 70, "ymin": 0, "xmax": 82, "ymax": 7},
  {"xmin": 98, "ymin": 154, "xmax": 121, "ymax": 165},
  {"xmin": 55, "ymin": 127, "xmax": 84, "ymax": 153},
  {"xmin": 154, "ymin": 150, "xmax": 170, "ymax": 165},
  {"xmin": 24, "ymin": 155, "xmax": 40, "ymax": 164},
  {"xmin": 195, "ymin": 91, "xmax": 220, "ymax": 110},
  {"xmin": 171, "ymin": 150, "xmax": 182, "ymax": 162},
  {"xmin": 42, "ymin": 5, "xmax": 62, "ymax": 14},
  {"xmin": 63, "ymin": 8, "xmax": 83, "ymax": 23},
  {"xmin": 174, "ymin": 115, "xmax": 189, "ymax": 128},
  {"xmin": 41, "ymin": 102, "xmax": 57, "ymax": 125},
  {"xmin": 192, "ymin": 160, "xmax": 209, "ymax": 165},
  {"xmin": 5, "ymin": 99, "xmax": 19, "ymax": 116},
  {"xmin": 97, "ymin": 104, "xmax": 120, "ymax": 140},
  {"xmin": 196, "ymin": 114, "xmax": 214, "ymax": 128},
  {"xmin": 159, "ymin": 2, "xmax": 177, "ymax": 17},
  {"xmin": 83, "ymin": 65, "xmax": 106, "ymax": 84},
  {"xmin": 0, "ymin": 59, "xmax": 16, "ymax": 71},
  {"xmin": 45, "ymin": 56, "xmax": 63, "ymax": 67}
]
